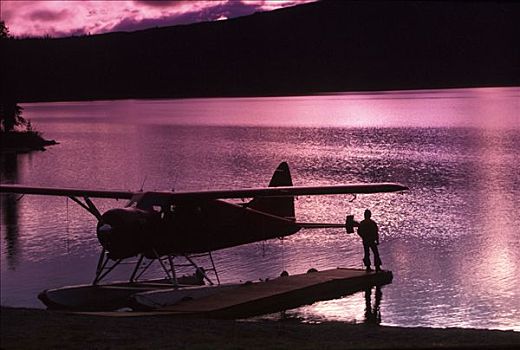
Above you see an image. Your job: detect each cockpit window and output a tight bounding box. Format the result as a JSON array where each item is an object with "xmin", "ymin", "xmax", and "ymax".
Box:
[
  {"xmin": 125, "ymin": 193, "xmax": 144, "ymax": 208},
  {"xmin": 134, "ymin": 192, "xmax": 173, "ymax": 210}
]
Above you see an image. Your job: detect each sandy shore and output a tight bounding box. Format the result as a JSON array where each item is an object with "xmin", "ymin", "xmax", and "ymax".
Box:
[{"xmin": 1, "ymin": 307, "xmax": 519, "ymax": 349}]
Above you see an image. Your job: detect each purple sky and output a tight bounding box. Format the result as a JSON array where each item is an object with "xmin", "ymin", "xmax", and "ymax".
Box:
[{"xmin": 1, "ymin": 0, "xmax": 315, "ymax": 38}]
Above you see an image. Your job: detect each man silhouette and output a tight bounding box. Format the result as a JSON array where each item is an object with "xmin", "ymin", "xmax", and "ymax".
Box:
[{"xmin": 357, "ymin": 209, "xmax": 382, "ymax": 272}]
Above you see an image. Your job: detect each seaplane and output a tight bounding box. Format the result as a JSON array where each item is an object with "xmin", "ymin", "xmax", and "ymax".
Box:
[{"xmin": 0, "ymin": 162, "xmax": 407, "ymax": 313}]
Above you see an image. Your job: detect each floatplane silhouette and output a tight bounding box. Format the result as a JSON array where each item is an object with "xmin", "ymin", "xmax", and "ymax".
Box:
[{"xmin": 0, "ymin": 162, "xmax": 407, "ymax": 312}]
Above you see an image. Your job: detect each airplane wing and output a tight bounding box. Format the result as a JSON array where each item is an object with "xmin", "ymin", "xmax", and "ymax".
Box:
[
  {"xmin": 0, "ymin": 184, "xmax": 134, "ymax": 200},
  {"xmin": 0, "ymin": 183, "xmax": 407, "ymax": 200},
  {"xmin": 145, "ymin": 183, "xmax": 408, "ymax": 200}
]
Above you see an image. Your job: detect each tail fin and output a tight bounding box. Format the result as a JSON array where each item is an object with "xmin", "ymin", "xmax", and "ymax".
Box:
[{"xmin": 248, "ymin": 162, "xmax": 295, "ymax": 220}]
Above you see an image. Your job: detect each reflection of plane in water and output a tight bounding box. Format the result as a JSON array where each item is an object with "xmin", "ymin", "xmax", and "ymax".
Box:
[
  {"xmin": 0, "ymin": 153, "xmax": 21, "ymax": 269},
  {"xmin": 0, "ymin": 162, "xmax": 407, "ymax": 311}
]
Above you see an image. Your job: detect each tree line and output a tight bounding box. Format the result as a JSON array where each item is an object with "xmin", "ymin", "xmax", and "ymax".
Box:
[{"xmin": 1, "ymin": 21, "xmax": 30, "ymax": 133}]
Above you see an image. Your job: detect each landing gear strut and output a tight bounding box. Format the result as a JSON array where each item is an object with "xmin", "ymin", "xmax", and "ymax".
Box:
[{"xmin": 93, "ymin": 249, "xmax": 220, "ymax": 287}]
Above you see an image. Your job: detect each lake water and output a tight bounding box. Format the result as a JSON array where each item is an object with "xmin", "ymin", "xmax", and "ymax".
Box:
[{"xmin": 1, "ymin": 87, "xmax": 519, "ymax": 330}]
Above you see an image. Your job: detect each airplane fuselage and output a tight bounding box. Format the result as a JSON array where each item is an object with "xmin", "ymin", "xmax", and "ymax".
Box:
[{"xmin": 97, "ymin": 199, "xmax": 300, "ymax": 260}]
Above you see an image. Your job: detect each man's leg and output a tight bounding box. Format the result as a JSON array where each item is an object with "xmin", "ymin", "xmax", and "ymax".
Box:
[
  {"xmin": 363, "ymin": 242, "xmax": 371, "ymax": 271},
  {"xmin": 371, "ymin": 243, "xmax": 382, "ymax": 272}
]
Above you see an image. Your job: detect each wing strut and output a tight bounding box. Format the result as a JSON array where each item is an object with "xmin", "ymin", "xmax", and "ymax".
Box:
[{"xmin": 68, "ymin": 196, "xmax": 102, "ymax": 220}]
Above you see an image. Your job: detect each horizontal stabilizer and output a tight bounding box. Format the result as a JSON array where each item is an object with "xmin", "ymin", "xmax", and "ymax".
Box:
[{"xmin": 296, "ymin": 222, "xmax": 346, "ymax": 229}]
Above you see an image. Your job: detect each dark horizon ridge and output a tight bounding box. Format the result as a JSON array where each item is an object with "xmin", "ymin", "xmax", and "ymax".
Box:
[{"xmin": 2, "ymin": 0, "xmax": 519, "ymax": 103}]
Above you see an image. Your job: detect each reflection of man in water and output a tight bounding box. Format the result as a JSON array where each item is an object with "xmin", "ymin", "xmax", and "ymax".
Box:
[
  {"xmin": 357, "ymin": 209, "xmax": 382, "ymax": 272},
  {"xmin": 364, "ymin": 286, "xmax": 382, "ymax": 325}
]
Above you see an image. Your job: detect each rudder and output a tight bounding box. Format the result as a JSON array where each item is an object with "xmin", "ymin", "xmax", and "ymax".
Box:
[{"xmin": 248, "ymin": 162, "xmax": 295, "ymax": 220}]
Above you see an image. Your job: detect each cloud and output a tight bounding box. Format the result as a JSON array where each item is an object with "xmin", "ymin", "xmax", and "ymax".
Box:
[
  {"xmin": 112, "ymin": 0, "xmax": 265, "ymax": 32},
  {"xmin": 2, "ymin": 0, "xmax": 316, "ymax": 38},
  {"xmin": 29, "ymin": 9, "xmax": 69, "ymax": 22},
  {"xmin": 133, "ymin": 0, "xmax": 185, "ymax": 8}
]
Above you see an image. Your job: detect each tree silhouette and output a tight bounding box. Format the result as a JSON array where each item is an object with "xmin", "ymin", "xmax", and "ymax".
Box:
[
  {"xmin": 0, "ymin": 22, "xmax": 55, "ymax": 150},
  {"xmin": 0, "ymin": 100, "xmax": 27, "ymax": 132},
  {"xmin": 0, "ymin": 21, "xmax": 9, "ymax": 39},
  {"xmin": 0, "ymin": 21, "xmax": 28, "ymax": 132}
]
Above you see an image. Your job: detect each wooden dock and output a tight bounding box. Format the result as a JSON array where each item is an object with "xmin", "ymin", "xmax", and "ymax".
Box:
[{"xmin": 80, "ymin": 268, "xmax": 392, "ymax": 318}]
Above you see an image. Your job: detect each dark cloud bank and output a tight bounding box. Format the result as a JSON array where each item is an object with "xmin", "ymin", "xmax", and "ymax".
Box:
[{"xmin": 112, "ymin": 1, "xmax": 266, "ymax": 32}]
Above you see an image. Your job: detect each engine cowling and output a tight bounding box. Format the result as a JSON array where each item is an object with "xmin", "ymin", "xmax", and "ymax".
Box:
[{"xmin": 96, "ymin": 208, "xmax": 156, "ymax": 259}]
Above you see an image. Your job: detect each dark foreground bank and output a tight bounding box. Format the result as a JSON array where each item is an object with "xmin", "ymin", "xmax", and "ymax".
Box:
[{"xmin": 1, "ymin": 307, "xmax": 518, "ymax": 349}]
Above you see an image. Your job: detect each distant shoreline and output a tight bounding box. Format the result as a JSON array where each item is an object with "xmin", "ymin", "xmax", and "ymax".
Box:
[
  {"xmin": 0, "ymin": 131, "xmax": 58, "ymax": 153},
  {"xmin": 1, "ymin": 307, "xmax": 518, "ymax": 349},
  {"xmin": 17, "ymin": 84, "xmax": 519, "ymax": 105}
]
